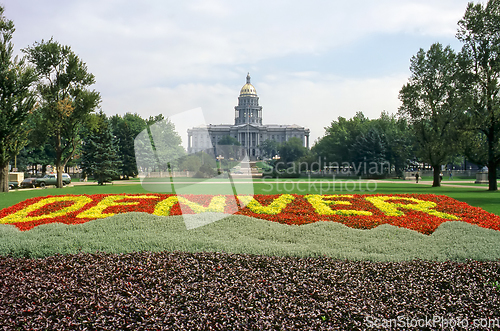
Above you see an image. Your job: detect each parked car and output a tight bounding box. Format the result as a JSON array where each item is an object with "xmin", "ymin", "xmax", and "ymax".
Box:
[
  {"xmin": 35, "ymin": 173, "xmax": 72, "ymax": 187},
  {"xmin": 20, "ymin": 178, "xmax": 37, "ymax": 188},
  {"xmin": 8, "ymin": 181, "xmax": 19, "ymax": 190}
]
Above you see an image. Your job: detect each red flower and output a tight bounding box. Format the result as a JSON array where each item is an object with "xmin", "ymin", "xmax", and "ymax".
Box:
[{"xmin": 0, "ymin": 193, "xmax": 498, "ymax": 235}]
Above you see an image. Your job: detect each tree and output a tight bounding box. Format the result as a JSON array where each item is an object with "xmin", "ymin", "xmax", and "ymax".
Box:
[
  {"xmin": 134, "ymin": 114, "xmax": 186, "ymax": 175},
  {"xmin": 457, "ymin": 0, "xmax": 500, "ymax": 190},
  {"xmin": 81, "ymin": 112, "xmax": 121, "ymax": 184},
  {"xmin": 259, "ymin": 139, "xmax": 279, "ymax": 159},
  {"xmin": 312, "ymin": 112, "xmax": 369, "ymax": 166},
  {"xmin": 147, "ymin": 115, "xmax": 185, "ymax": 172},
  {"xmin": 111, "ymin": 113, "xmax": 147, "ymax": 179},
  {"xmin": 0, "ymin": 7, "xmax": 37, "ymax": 192},
  {"xmin": 279, "ymin": 137, "xmax": 307, "ymax": 166},
  {"xmin": 17, "ymin": 144, "xmax": 56, "ymax": 175},
  {"xmin": 218, "ymin": 135, "xmax": 240, "ymax": 146},
  {"xmin": 371, "ymin": 112, "xmax": 415, "ymax": 177},
  {"xmin": 23, "ymin": 39, "xmax": 100, "ymax": 188},
  {"xmin": 177, "ymin": 151, "xmax": 215, "ymax": 178},
  {"xmin": 217, "ymin": 135, "xmax": 241, "ymax": 162},
  {"xmin": 398, "ymin": 43, "xmax": 462, "ymax": 187},
  {"xmin": 178, "ymin": 154, "xmax": 202, "ymax": 172},
  {"xmin": 351, "ymin": 127, "xmax": 387, "ymax": 174}
]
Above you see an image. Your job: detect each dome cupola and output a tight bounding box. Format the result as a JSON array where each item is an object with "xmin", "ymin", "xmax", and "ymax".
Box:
[
  {"xmin": 239, "ymin": 73, "xmax": 257, "ymax": 96},
  {"xmin": 234, "ymin": 73, "xmax": 263, "ymax": 125}
]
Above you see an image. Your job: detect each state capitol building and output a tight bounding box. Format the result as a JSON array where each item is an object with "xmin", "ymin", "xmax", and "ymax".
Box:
[{"xmin": 187, "ymin": 74, "xmax": 310, "ymax": 160}]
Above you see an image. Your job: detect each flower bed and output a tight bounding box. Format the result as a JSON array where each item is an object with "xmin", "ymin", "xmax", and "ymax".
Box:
[{"xmin": 0, "ymin": 194, "xmax": 498, "ymax": 234}]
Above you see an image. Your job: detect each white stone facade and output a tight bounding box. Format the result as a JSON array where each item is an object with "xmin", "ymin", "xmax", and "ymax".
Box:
[{"xmin": 187, "ymin": 74, "xmax": 310, "ymax": 160}]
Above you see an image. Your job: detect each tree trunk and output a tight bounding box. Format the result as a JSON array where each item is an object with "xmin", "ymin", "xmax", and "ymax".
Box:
[
  {"xmin": 432, "ymin": 165, "xmax": 441, "ymax": 187},
  {"xmin": 56, "ymin": 134, "xmax": 64, "ymax": 188},
  {"xmin": 55, "ymin": 156, "xmax": 63, "ymax": 188},
  {"xmin": 0, "ymin": 163, "xmax": 9, "ymax": 192},
  {"xmin": 488, "ymin": 161, "xmax": 498, "ymax": 191}
]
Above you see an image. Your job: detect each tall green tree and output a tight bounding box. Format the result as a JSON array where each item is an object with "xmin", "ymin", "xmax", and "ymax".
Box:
[
  {"xmin": 17, "ymin": 144, "xmax": 55, "ymax": 175},
  {"xmin": 371, "ymin": 112, "xmax": 414, "ymax": 177},
  {"xmin": 259, "ymin": 139, "xmax": 279, "ymax": 159},
  {"xmin": 279, "ymin": 137, "xmax": 308, "ymax": 166},
  {"xmin": 457, "ymin": 0, "xmax": 500, "ymax": 190},
  {"xmin": 81, "ymin": 112, "xmax": 121, "ymax": 184},
  {"xmin": 398, "ymin": 43, "xmax": 462, "ymax": 187},
  {"xmin": 111, "ymin": 113, "xmax": 147, "ymax": 179},
  {"xmin": 23, "ymin": 39, "xmax": 100, "ymax": 188},
  {"xmin": 351, "ymin": 127, "xmax": 387, "ymax": 174},
  {"xmin": 147, "ymin": 114, "xmax": 185, "ymax": 172},
  {"xmin": 312, "ymin": 112, "xmax": 411, "ymax": 176},
  {"xmin": 312, "ymin": 112, "xmax": 369, "ymax": 166},
  {"xmin": 217, "ymin": 135, "xmax": 241, "ymax": 162},
  {"xmin": 0, "ymin": 6, "xmax": 37, "ymax": 192},
  {"xmin": 134, "ymin": 114, "xmax": 186, "ymax": 174}
]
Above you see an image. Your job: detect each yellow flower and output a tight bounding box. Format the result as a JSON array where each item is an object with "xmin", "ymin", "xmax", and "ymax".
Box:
[
  {"xmin": 365, "ymin": 196, "xmax": 460, "ymax": 220},
  {"xmin": 0, "ymin": 196, "xmax": 92, "ymax": 224},
  {"xmin": 77, "ymin": 195, "xmax": 158, "ymax": 219},
  {"xmin": 305, "ymin": 195, "xmax": 372, "ymax": 216},
  {"xmin": 237, "ymin": 194, "xmax": 295, "ymax": 214},
  {"xmin": 153, "ymin": 196, "xmax": 179, "ymax": 216},
  {"xmin": 153, "ymin": 195, "xmax": 227, "ymax": 216}
]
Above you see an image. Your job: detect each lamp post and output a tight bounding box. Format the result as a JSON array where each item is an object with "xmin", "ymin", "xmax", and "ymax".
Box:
[
  {"xmin": 247, "ymin": 111, "xmax": 250, "ymax": 159},
  {"xmin": 216, "ymin": 155, "xmax": 224, "ymax": 175}
]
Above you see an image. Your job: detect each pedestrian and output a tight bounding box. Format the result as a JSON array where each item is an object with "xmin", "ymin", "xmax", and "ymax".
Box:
[
  {"xmin": 449, "ymin": 171, "xmax": 453, "ymax": 180},
  {"xmin": 440, "ymin": 172, "xmax": 443, "ymax": 182},
  {"xmin": 415, "ymin": 172, "xmax": 419, "ymax": 183}
]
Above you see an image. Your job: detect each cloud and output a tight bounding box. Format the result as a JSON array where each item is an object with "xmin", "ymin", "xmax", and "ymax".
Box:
[
  {"xmin": 9, "ymin": 0, "xmax": 471, "ymax": 82},
  {"xmin": 258, "ymin": 73, "xmax": 408, "ymax": 143},
  {"xmin": 5, "ymin": 0, "xmax": 471, "ymax": 146},
  {"xmin": 104, "ymin": 72, "xmax": 407, "ymax": 145}
]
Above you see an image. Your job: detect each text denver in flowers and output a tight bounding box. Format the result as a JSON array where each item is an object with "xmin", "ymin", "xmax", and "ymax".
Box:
[{"xmin": 0, "ymin": 194, "xmax": 498, "ymax": 234}]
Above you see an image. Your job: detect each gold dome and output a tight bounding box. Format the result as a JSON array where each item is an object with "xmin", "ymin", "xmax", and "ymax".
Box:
[
  {"xmin": 239, "ymin": 73, "xmax": 257, "ymax": 96},
  {"xmin": 240, "ymin": 83, "xmax": 257, "ymax": 96}
]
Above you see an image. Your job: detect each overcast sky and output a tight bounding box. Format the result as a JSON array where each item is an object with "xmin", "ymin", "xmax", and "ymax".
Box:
[{"xmin": 5, "ymin": 0, "xmax": 472, "ymax": 146}]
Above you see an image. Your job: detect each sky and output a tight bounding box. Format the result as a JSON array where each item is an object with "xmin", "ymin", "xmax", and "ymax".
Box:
[{"xmin": 5, "ymin": 0, "xmax": 472, "ymax": 147}]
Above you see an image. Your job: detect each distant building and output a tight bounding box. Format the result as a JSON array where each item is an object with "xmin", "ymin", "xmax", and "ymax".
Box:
[{"xmin": 187, "ymin": 73, "xmax": 310, "ymax": 160}]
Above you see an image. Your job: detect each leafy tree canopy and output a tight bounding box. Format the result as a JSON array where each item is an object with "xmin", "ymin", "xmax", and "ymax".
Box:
[
  {"xmin": 23, "ymin": 38, "xmax": 100, "ymax": 188},
  {"xmin": 0, "ymin": 6, "xmax": 37, "ymax": 192}
]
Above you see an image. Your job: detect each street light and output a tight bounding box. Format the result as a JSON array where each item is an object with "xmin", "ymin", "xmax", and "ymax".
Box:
[{"xmin": 216, "ymin": 155, "xmax": 224, "ymax": 175}]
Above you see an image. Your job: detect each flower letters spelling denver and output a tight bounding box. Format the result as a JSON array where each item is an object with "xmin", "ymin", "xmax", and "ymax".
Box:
[{"xmin": 0, "ymin": 194, "xmax": 499, "ymax": 234}]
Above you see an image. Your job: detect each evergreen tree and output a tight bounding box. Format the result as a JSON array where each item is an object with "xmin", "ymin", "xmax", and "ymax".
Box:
[
  {"xmin": 111, "ymin": 113, "xmax": 147, "ymax": 179},
  {"xmin": 81, "ymin": 113, "xmax": 121, "ymax": 184}
]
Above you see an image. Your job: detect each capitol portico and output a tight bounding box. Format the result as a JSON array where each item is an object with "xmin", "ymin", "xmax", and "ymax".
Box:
[{"xmin": 187, "ymin": 74, "xmax": 310, "ymax": 160}]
